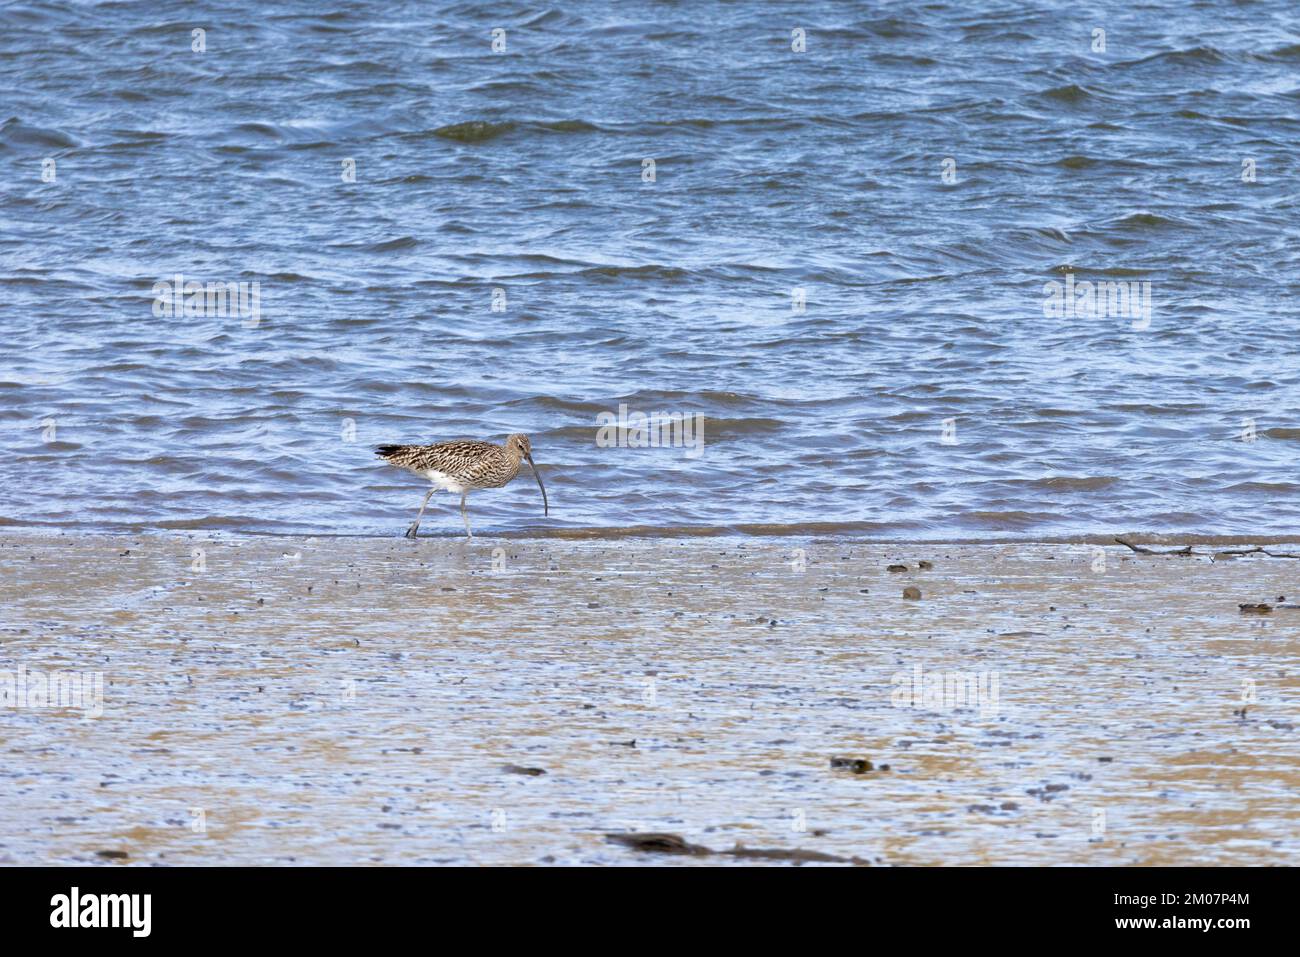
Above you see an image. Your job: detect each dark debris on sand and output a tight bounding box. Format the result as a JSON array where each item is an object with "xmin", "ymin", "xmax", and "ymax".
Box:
[
  {"xmin": 502, "ymin": 763, "xmax": 547, "ymax": 776},
  {"xmin": 604, "ymin": 832, "xmax": 870, "ymax": 865}
]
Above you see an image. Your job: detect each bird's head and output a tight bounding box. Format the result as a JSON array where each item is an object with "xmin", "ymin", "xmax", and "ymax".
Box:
[
  {"xmin": 507, "ymin": 433, "xmax": 548, "ymax": 516},
  {"xmin": 506, "ymin": 433, "xmax": 532, "ymax": 458}
]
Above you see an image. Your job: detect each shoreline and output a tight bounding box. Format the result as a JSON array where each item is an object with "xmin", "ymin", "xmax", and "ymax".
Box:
[{"xmin": 3, "ymin": 524, "xmax": 1299, "ymax": 548}]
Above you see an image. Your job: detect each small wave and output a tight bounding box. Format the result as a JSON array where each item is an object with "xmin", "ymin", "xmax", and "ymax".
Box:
[
  {"xmin": 230, "ymin": 121, "xmax": 284, "ymax": 140},
  {"xmin": 576, "ymin": 264, "xmax": 691, "ymax": 281},
  {"xmin": 0, "ymin": 116, "xmax": 80, "ymax": 149},
  {"xmin": 19, "ymin": 441, "xmax": 83, "ymax": 453},
  {"xmin": 426, "ymin": 117, "xmax": 632, "ymax": 142},
  {"xmin": 702, "ymin": 416, "xmax": 785, "ymax": 437},
  {"xmin": 958, "ymin": 510, "xmax": 1072, "ymax": 528},
  {"xmin": 536, "ymin": 119, "xmax": 601, "ymax": 134},
  {"xmin": 873, "ymin": 53, "xmax": 939, "ymax": 67},
  {"xmin": 1038, "ymin": 84, "xmax": 1097, "ymax": 104},
  {"xmin": 1049, "ymin": 263, "xmax": 1159, "ymax": 278},
  {"xmin": 620, "ymin": 389, "xmax": 761, "ymax": 409},
  {"xmin": 1262, "ymin": 428, "xmax": 1300, "ymax": 441},
  {"xmin": 519, "ymin": 8, "xmax": 566, "ymax": 28},
  {"xmin": 432, "ymin": 120, "xmax": 515, "ymax": 143},
  {"xmin": 327, "ymin": 236, "xmax": 420, "ymax": 253},
  {"xmin": 1100, "ymin": 211, "xmax": 1190, "ymax": 232},
  {"xmin": 154, "ymin": 516, "xmax": 287, "ymax": 531},
  {"xmin": 1119, "ymin": 46, "xmax": 1232, "ymax": 69},
  {"xmin": 1255, "ymin": 43, "xmax": 1300, "ymax": 63},
  {"xmin": 861, "ymin": 17, "xmax": 932, "ymax": 40},
  {"xmin": 1021, "ymin": 476, "xmax": 1119, "ymax": 491},
  {"xmin": 1222, "ymin": 482, "xmax": 1300, "ymax": 494},
  {"xmin": 368, "ymin": 236, "xmax": 420, "ymax": 253}
]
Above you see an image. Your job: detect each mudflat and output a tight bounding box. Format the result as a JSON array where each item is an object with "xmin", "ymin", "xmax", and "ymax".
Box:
[{"xmin": 1, "ymin": 532, "xmax": 1296, "ymax": 866}]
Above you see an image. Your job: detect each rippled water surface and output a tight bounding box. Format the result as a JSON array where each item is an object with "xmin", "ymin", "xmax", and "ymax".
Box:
[{"xmin": 2, "ymin": 1, "xmax": 1299, "ymax": 537}]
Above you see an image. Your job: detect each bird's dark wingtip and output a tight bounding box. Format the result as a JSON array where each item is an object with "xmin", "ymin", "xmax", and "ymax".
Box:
[{"xmin": 375, "ymin": 444, "xmax": 403, "ymax": 458}]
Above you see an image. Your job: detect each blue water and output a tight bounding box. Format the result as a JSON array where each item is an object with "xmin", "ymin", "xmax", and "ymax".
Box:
[{"xmin": 2, "ymin": 1, "xmax": 1299, "ymax": 537}]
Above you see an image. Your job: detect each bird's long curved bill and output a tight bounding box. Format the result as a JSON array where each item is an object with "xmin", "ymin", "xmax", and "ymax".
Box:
[{"xmin": 526, "ymin": 453, "xmax": 549, "ymax": 516}]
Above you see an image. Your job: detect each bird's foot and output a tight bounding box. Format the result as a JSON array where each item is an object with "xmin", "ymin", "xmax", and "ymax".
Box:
[{"xmin": 405, "ymin": 524, "xmax": 419, "ymax": 539}]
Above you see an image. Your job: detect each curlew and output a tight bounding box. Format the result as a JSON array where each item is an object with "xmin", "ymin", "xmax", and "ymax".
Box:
[{"xmin": 375, "ymin": 433, "xmax": 548, "ymax": 539}]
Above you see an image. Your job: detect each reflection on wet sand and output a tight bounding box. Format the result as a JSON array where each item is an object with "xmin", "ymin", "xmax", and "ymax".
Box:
[{"xmin": 1, "ymin": 533, "xmax": 1296, "ymax": 866}]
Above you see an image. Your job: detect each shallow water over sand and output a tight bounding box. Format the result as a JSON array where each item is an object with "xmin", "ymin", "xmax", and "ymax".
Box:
[{"xmin": 1, "ymin": 533, "xmax": 1297, "ymax": 865}]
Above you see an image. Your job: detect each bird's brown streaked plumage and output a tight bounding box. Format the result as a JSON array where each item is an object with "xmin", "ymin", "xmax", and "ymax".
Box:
[
  {"xmin": 375, "ymin": 433, "xmax": 548, "ymax": 539},
  {"xmin": 377, "ymin": 440, "xmax": 519, "ymax": 488}
]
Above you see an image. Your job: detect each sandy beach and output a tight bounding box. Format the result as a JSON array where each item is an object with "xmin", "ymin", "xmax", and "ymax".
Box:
[{"xmin": 1, "ymin": 531, "xmax": 1297, "ymax": 866}]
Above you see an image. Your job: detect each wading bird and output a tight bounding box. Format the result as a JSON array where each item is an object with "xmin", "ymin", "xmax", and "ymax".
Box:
[{"xmin": 375, "ymin": 433, "xmax": 548, "ymax": 539}]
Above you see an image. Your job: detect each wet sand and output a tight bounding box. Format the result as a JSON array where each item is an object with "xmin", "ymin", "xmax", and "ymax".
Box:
[{"xmin": 1, "ymin": 532, "xmax": 1297, "ymax": 866}]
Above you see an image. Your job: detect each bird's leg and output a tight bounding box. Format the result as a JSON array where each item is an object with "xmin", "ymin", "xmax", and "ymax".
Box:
[
  {"xmin": 459, "ymin": 491, "xmax": 473, "ymax": 539},
  {"xmin": 406, "ymin": 487, "xmax": 435, "ymax": 539}
]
